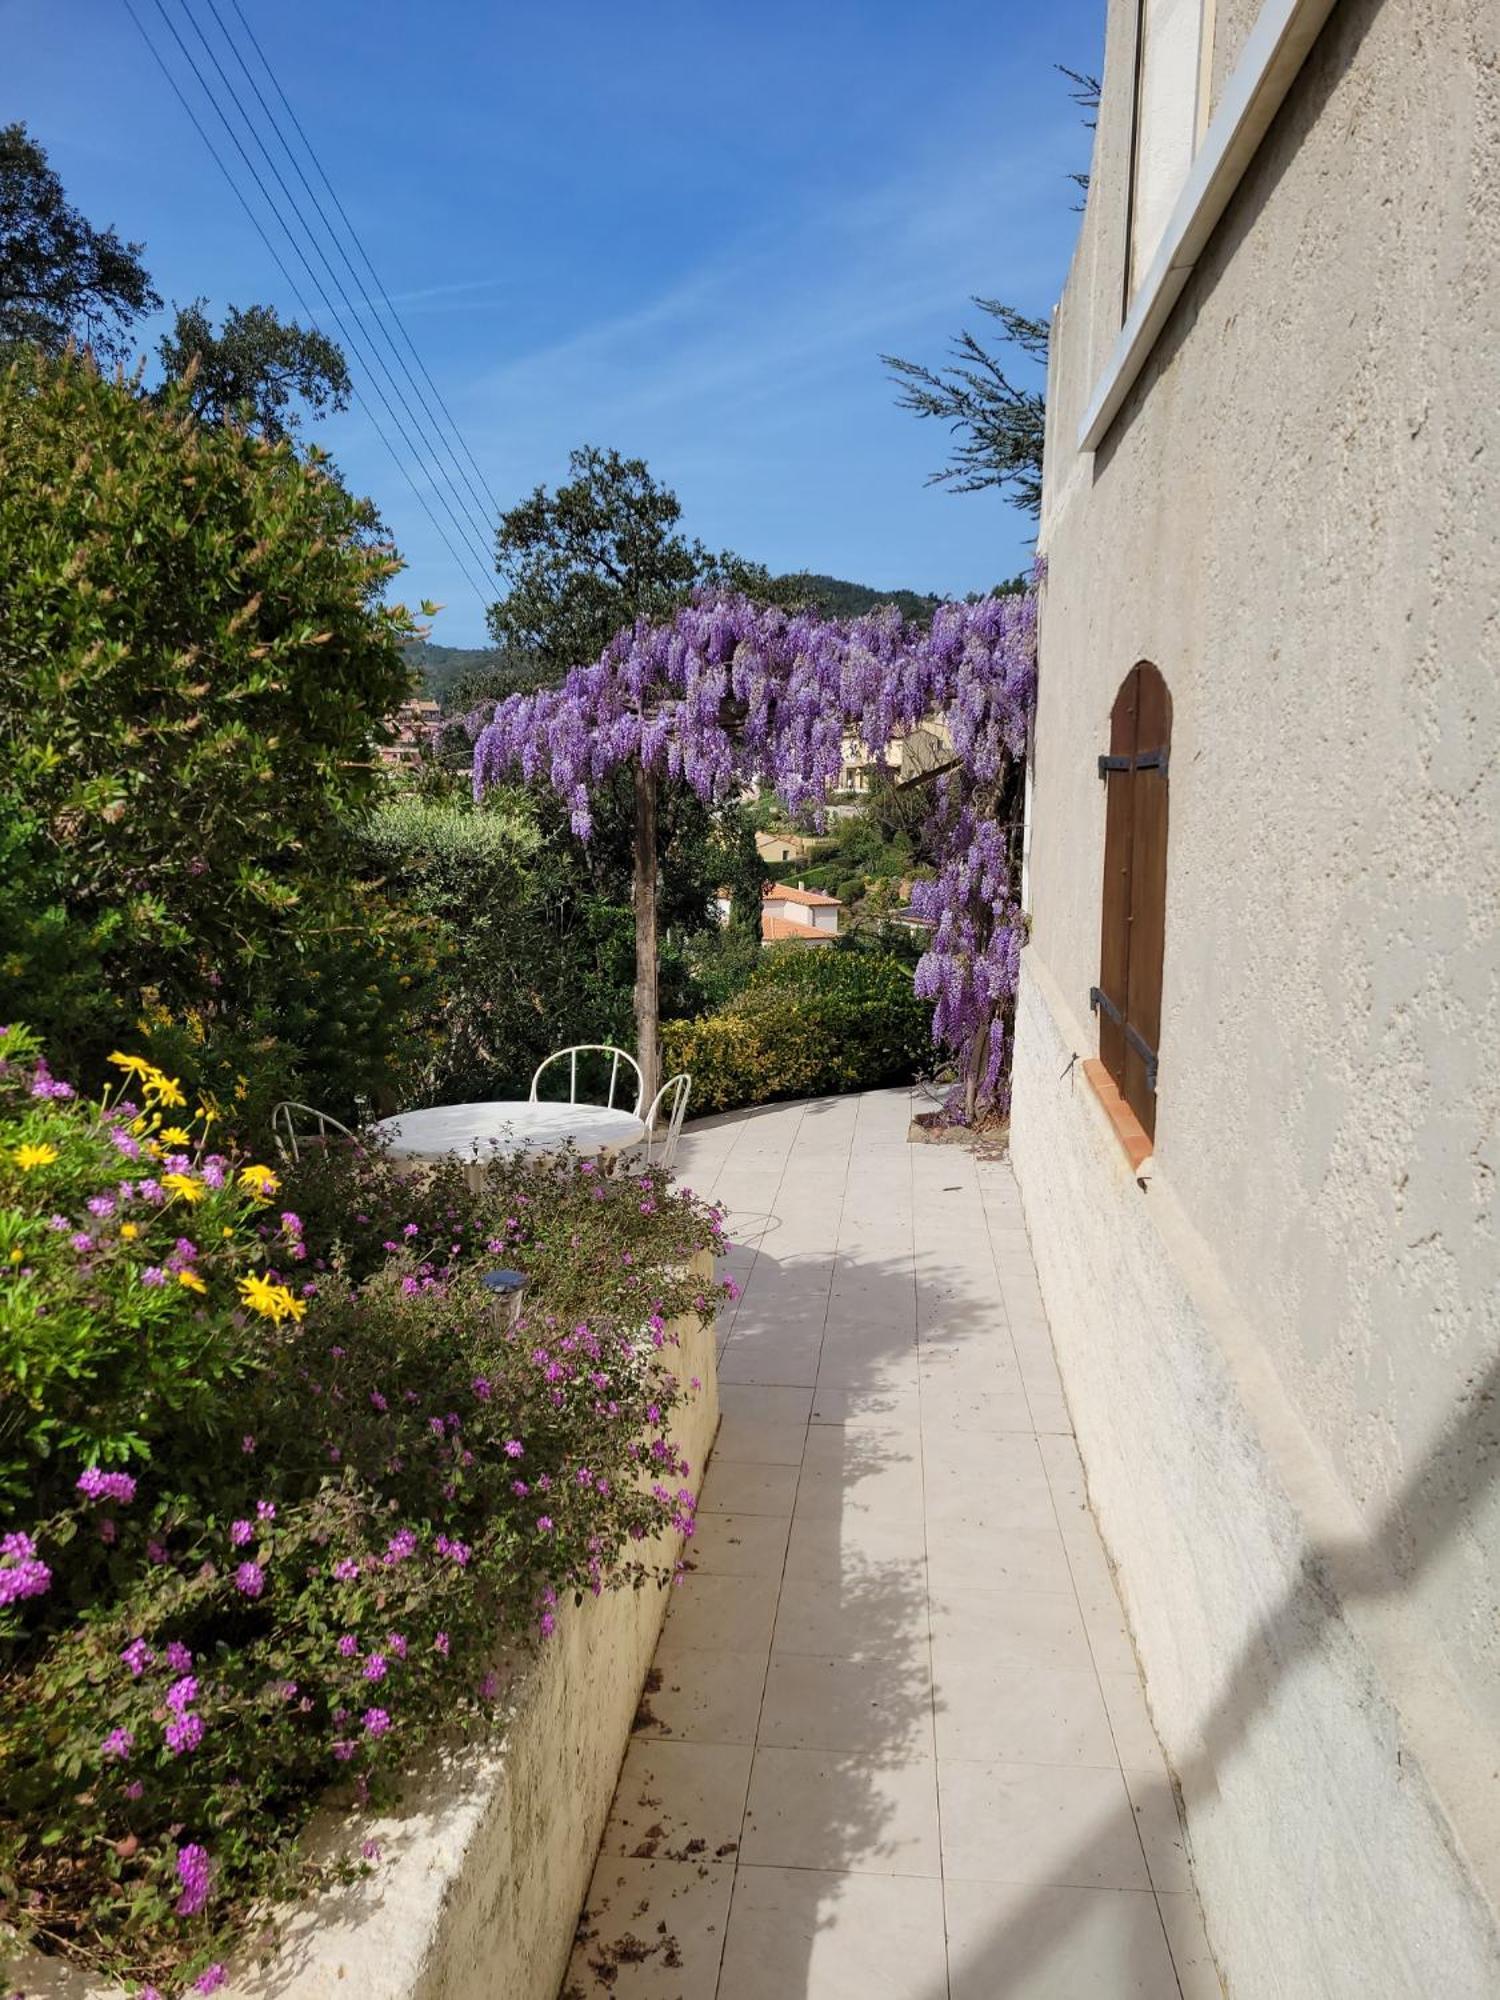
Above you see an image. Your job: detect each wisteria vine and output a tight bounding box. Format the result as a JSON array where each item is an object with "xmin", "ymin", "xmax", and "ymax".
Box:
[{"xmin": 469, "ymin": 583, "xmax": 1038, "ymax": 1121}]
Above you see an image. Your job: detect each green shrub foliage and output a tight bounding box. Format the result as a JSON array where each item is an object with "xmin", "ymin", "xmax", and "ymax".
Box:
[
  {"xmin": 663, "ymin": 947, "xmax": 931, "ymax": 1115},
  {"xmin": 0, "ymin": 351, "xmax": 430, "ymax": 1124}
]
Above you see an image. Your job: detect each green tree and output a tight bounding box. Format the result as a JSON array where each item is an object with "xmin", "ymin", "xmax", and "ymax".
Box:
[
  {"xmin": 0, "ymin": 122, "xmax": 159, "ymax": 364},
  {"xmin": 488, "ymin": 444, "xmax": 768, "ymax": 676},
  {"xmin": 883, "ymin": 301, "xmax": 1048, "ymax": 515},
  {"xmin": 880, "ymin": 64, "xmax": 1098, "ymax": 516},
  {"xmin": 486, "ymin": 445, "xmax": 775, "ymax": 1097},
  {"xmin": 0, "ymin": 349, "xmax": 430, "ymax": 1118},
  {"xmin": 156, "ymin": 297, "xmax": 351, "ymax": 442}
]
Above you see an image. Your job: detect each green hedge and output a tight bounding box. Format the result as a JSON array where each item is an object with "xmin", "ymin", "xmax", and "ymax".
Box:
[{"xmin": 663, "ymin": 947, "xmax": 930, "ymax": 1115}]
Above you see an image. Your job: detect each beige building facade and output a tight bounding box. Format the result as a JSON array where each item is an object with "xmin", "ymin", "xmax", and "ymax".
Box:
[{"xmin": 1011, "ymin": 2, "xmax": 1500, "ymax": 1994}]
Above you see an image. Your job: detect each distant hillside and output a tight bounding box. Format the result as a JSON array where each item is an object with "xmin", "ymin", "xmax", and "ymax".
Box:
[
  {"xmin": 771, "ymin": 572, "xmax": 1031, "ymax": 618},
  {"xmin": 772, "ymin": 573, "xmax": 944, "ymax": 622},
  {"xmin": 408, "ymin": 573, "xmax": 1027, "ymax": 707},
  {"xmin": 403, "ymin": 643, "xmax": 542, "ymax": 708}
]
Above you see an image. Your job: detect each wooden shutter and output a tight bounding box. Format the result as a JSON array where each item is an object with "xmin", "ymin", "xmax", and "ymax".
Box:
[{"xmin": 1093, "ymin": 664, "xmax": 1171, "ymax": 1139}]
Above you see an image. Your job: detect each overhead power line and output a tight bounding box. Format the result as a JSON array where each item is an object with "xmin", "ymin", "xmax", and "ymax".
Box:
[
  {"xmin": 120, "ymin": 0, "xmax": 496, "ymax": 609},
  {"xmin": 166, "ymin": 0, "xmax": 496, "ymax": 581},
  {"xmin": 177, "ymin": 0, "xmax": 496, "ymax": 573},
  {"xmin": 223, "ymin": 0, "xmax": 502, "ymax": 523}
]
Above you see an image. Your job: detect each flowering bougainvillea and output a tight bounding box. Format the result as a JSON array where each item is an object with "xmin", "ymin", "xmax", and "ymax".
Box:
[
  {"xmin": 470, "ymin": 582, "xmax": 1038, "ymax": 1121},
  {"xmin": 0, "ymin": 1030, "xmax": 728, "ymax": 1996}
]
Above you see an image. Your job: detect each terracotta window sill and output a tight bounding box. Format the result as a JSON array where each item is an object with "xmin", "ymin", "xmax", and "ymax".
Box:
[{"xmin": 1082, "ymin": 1059, "xmax": 1154, "ymax": 1175}]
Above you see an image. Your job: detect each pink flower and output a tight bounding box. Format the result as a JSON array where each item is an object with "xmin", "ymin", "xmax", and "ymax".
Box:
[
  {"xmin": 337, "ymin": 1633, "xmax": 359, "ymax": 1657},
  {"xmin": 230, "ymin": 1518, "xmax": 253, "ymax": 1547},
  {"xmin": 234, "ymin": 1560, "xmax": 265, "ymax": 1598},
  {"xmin": 175, "ymin": 1841, "xmax": 213, "ymax": 1916},
  {"xmin": 363, "ymin": 1653, "xmax": 388, "ymax": 1682},
  {"xmin": 257, "ymin": 1499, "xmax": 276, "ymax": 1522},
  {"xmin": 242, "ymin": 1434, "xmax": 257, "ymax": 1454},
  {"xmin": 101, "ymin": 1727, "xmax": 133, "ymax": 1761},
  {"xmin": 166, "ymin": 1712, "xmax": 205, "ymax": 1755},
  {"xmin": 332, "ymin": 1738, "xmax": 357, "ymax": 1762},
  {"xmin": 433, "ymin": 1632, "xmax": 450, "ymax": 1656},
  {"xmin": 194, "ymin": 1964, "xmax": 227, "ymax": 1994},
  {"xmin": 362, "ymin": 1707, "xmax": 391, "ymax": 1736},
  {"xmin": 386, "ymin": 1631, "xmax": 407, "ymax": 1659},
  {"xmin": 120, "ymin": 1637, "xmax": 153, "ymax": 1677},
  {"xmin": 76, "ymin": 1467, "xmax": 136, "ymax": 1505},
  {"xmin": 167, "ymin": 1675, "xmax": 199, "ymax": 1714},
  {"xmin": 164, "ymin": 1640, "xmax": 192, "ymax": 1672},
  {"xmin": 332, "ymin": 1558, "xmax": 360, "ymax": 1581}
]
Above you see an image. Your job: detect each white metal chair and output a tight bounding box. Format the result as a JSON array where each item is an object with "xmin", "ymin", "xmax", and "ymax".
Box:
[
  {"xmin": 616, "ymin": 1073, "xmax": 691, "ymax": 1178},
  {"xmin": 270, "ymin": 1100, "xmax": 357, "ymax": 1165},
  {"xmin": 529, "ymin": 1045, "xmax": 645, "ymax": 1118}
]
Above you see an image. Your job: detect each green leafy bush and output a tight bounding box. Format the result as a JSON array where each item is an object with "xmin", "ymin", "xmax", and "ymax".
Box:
[
  {"xmin": 362, "ymin": 792, "xmax": 635, "ymax": 1105},
  {"xmin": 0, "ymin": 350, "xmax": 432, "ymax": 1122},
  {"xmin": 0, "ymin": 1027, "xmax": 283, "ymax": 1517},
  {"xmin": 662, "ymin": 947, "xmax": 931, "ymax": 1114},
  {"xmin": 0, "ymin": 1033, "xmax": 728, "ymax": 1996}
]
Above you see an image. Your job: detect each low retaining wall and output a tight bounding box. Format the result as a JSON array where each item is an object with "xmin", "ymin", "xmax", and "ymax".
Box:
[
  {"xmin": 1009, "ymin": 961, "xmax": 1500, "ymax": 1998},
  {"xmin": 15, "ymin": 1292, "xmax": 719, "ymax": 2000}
]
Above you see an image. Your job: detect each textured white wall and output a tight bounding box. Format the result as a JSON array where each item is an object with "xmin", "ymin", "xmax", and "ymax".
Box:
[{"xmin": 1017, "ymin": 0, "xmax": 1500, "ymax": 1989}]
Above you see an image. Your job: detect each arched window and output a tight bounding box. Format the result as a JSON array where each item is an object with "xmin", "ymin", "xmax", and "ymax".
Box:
[{"xmin": 1092, "ymin": 663, "xmax": 1171, "ymax": 1140}]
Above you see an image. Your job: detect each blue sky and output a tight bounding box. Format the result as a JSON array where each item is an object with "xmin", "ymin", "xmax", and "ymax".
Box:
[{"xmin": 6, "ymin": 0, "xmax": 1103, "ymax": 646}]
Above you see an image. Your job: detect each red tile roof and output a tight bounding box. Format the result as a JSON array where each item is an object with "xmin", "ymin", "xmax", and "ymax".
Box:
[
  {"xmin": 762, "ymin": 912, "xmax": 836, "ymax": 943},
  {"xmin": 765, "ymin": 882, "xmax": 841, "ymax": 908}
]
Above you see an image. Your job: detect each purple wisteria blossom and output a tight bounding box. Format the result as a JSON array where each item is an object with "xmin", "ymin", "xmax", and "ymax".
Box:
[{"xmin": 470, "ymin": 584, "xmax": 1038, "ymax": 1120}]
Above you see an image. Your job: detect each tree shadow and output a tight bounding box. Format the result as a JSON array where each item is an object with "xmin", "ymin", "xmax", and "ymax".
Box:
[{"xmin": 673, "ymin": 1095, "xmax": 1500, "ymax": 1999}]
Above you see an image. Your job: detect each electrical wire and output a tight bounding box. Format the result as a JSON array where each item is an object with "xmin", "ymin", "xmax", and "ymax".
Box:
[
  {"xmin": 167, "ymin": 0, "xmax": 496, "ymax": 583},
  {"xmin": 221, "ymin": 0, "xmax": 502, "ymax": 525},
  {"xmin": 120, "ymin": 0, "xmax": 495, "ymax": 608}
]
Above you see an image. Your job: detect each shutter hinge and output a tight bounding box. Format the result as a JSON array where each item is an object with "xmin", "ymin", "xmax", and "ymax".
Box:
[
  {"xmin": 1097, "ymin": 747, "xmax": 1168, "ymax": 780},
  {"xmin": 1089, "ymin": 986, "xmax": 1159, "ymax": 1094}
]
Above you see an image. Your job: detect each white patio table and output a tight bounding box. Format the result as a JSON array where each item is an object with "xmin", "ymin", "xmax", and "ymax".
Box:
[{"xmin": 367, "ymin": 1099, "xmax": 646, "ymax": 1176}]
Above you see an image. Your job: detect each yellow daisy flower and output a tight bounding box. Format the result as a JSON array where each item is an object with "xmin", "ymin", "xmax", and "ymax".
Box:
[
  {"xmin": 107, "ymin": 1052, "xmax": 150, "ymax": 1077},
  {"xmin": 120, "ymin": 1221, "xmax": 139, "ymax": 1240},
  {"xmin": 142, "ymin": 1069, "xmax": 187, "ymax": 1110},
  {"xmin": 238, "ymin": 1164, "xmax": 280, "ymax": 1199},
  {"xmin": 159, "ymin": 1126, "xmax": 192, "ymax": 1147},
  {"xmin": 161, "ymin": 1173, "xmax": 206, "ymax": 1205},
  {"xmin": 177, "ymin": 1268, "xmax": 207, "ymax": 1294},
  {"xmin": 237, "ymin": 1271, "xmax": 296, "ymax": 1321},
  {"xmin": 14, "ymin": 1144, "xmax": 59, "ymax": 1171}
]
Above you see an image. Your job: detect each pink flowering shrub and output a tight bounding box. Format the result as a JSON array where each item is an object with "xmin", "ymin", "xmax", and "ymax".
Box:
[{"xmin": 0, "ymin": 1035, "xmax": 728, "ymax": 1997}]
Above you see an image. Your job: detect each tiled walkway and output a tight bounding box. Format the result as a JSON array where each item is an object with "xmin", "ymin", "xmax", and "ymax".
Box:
[{"xmin": 564, "ymin": 1090, "xmax": 1222, "ymax": 2000}]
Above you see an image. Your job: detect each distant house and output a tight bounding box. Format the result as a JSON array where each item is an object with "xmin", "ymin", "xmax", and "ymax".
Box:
[
  {"xmin": 754, "ymin": 829, "xmax": 824, "ymax": 866},
  {"xmin": 837, "ymin": 732, "xmax": 902, "ymax": 794},
  {"xmin": 760, "ymin": 882, "xmax": 840, "ymax": 945},
  {"xmin": 379, "ymin": 698, "xmax": 440, "ymax": 771}
]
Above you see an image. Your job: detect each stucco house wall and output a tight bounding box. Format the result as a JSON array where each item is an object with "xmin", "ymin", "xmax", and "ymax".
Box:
[{"xmin": 1011, "ymin": 1, "xmax": 1500, "ymax": 1993}]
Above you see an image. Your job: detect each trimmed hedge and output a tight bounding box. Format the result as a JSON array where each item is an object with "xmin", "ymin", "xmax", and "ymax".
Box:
[{"xmin": 662, "ymin": 947, "xmax": 930, "ymax": 1115}]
